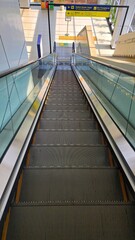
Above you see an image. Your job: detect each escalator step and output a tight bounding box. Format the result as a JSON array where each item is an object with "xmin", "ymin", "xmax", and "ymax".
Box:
[
  {"xmin": 51, "ymin": 77, "xmax": 78, "ymax": 82},
  {"xmin": 47, "ymin": 93, "xmax": 83, "ymax": 98},
  {"xmin": 51, "ymin": 82, "xmax": 78, "ymax": 86},
  {"xmin": 34, "ymin": 131, "xmax": 102, "ymax": 145},
  {"xmin": 7, "ymin": 205, "xmax": 135, "ymax": 240},
  {"xmin": 49, "ymin": 89, "xmax": 82, "ymax": 94},
  {"xmin": 49, "ymin": 87, "xmax": 82, "ymax": 91},
  {"xmin": 47, "ymin": 95, "xmax": 84, "ymax": 100},
  {"xmin": 46, "ymin": 98, "xmax": 85, "ymax": 104},
  {"xmin": 38, "ymin": 119, "xmax": 97, "ymax": 130},
  {"xmin": 42, "ymin": 110, "xmax": 91, "ymax": 119},
  {"xmin": 29, "ymin": 146, "xmax": 110, "ymax": 167},
  {"xmin": 19, "ymin": 168, "xmax": 123, "ymax": 202},
  {"xmin": 51, "ymin": 83, "xmax": 80, "ymax": 87},
  {"xmin": 44, "ymin": 104, "xmax": 89, "ymax": 110}
]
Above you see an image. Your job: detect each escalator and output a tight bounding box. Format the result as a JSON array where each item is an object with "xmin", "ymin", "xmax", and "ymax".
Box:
[{"xmin": 2, "ymin": 62, "xmax": 135, "ymax": 239}]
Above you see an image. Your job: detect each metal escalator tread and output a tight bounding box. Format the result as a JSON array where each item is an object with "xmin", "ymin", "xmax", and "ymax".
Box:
[
  {"xmin": 49, "ymin": 89, "xmax": 82, "ymax": 94},
  {"xmin": 50, "ymin": 84, "xmax": 80, "ymax": 88},
  {"xmin": 47, "ymin": 93, "xmax": 84, "ymax": 98},
  {"xmin": 7, "ymin": 205, "xmax": 135, "ymax": 240},
  {"xmin": 39, "ymin": 119, "xmax": 97, "ymax": 129},
  {"xmin": 46, "ymin": 98, "xmax": 85, "ymax": 104},
  {"xmin": 19, "ymin": 168, "xmax": 124, "ymax": 202},
  {"xmin": 34, "ymin": 130, "xmax": 102, "ymax": 144},
  {"xmin": 29, "ymin": 145, "xmax": 110, "ymax": 167},
  {"xmin": 49, "ymin": 88, "xmax": 82, "ymax": 92},
  {"xmin": 42, "ymin": 110, "xmax": 91, "ymax": 118},
  {"xmin": 44, "ymin": 103, "xmax": 89, "ymax": 110}
]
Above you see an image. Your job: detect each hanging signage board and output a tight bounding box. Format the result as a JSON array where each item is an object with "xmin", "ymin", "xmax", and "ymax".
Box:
[{"xmin": 66, "ymin": 5, "xmax": 111, "ymax": 18}]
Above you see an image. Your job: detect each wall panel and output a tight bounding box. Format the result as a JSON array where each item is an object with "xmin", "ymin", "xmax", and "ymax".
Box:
[{"xmin": 0, "ymin": 0, "xmax": 28, "ymax": 72}]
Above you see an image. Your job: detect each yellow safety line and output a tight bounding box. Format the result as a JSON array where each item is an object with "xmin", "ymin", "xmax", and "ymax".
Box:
[
  {"xmin": 2, "ymin": 209, "xmax": 11, "ymax": 240},
  {"xmin": 108, "ymin": 149, "xmax": 114, "ymax": 167},
  {"xmin": 59, "ymin": 36, "xmax": 86, "ymax": 41},
  {"xmin": 95, "ymin": 121, "xmax": 99, "ymax": 130},
  {"xmin": 32, "ymin": 134, "xmax": 36, "ymax": 144},
  {"xmin": 119, "ymin": 172, "xmax": 128, "ymax": 202},
  {"xmin": 15, "ymin": 172, "xmax": 23, "ymax": 204},
  {"xmin": 26, "ymin": 150, "xmax": 31, "ymax": 167},
  {"xmin": 37, "ymin": 121, "xmax": 40, "ymax": 129},
  {"xmin": 101, "ymin": 133, "xmax": 105, "ymax": 145}
]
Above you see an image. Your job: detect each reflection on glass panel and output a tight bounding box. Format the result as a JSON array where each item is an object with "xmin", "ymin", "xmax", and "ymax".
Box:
[
  {"xmin": 126, "ymin": 87, "xmax": 135, "ymax": 146},
  {"xmin": 0, "ymin": 121, "xmax": 14, "ymax": 158},
  {"xmin": 0, "ymin": 54, "xmax": 54, "ymax": 159},
  {"xmin": 1, "ymin": 105, "xmax": 11, "ymax": 131},
  {"xmin": 15, "ymin": 67, "xmax": 34, "ymax": 102},
  {"xmin": 8, "ymin": 79, "xmax": 21, "ymax": 126},
  {"xmin": 0, "ymin": 77, "xmax": 9, "ymax": 130},
  {"xmin": 128, "ymin": 88, "xmax": 135, "ymax": 128},
  {"xmin": 110, "ymin": 84, "xmax": 132, "ymax": 120},
  {"xmin": 75, "ymin": 55, "xmax": 135, "ymax": 149},
  {"xmin": 130, "ymin": 14, "xmax": 135, "ymax": 32}
]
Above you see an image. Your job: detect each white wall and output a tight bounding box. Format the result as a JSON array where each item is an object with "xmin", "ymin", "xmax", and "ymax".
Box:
[
  {"xmin": 21, "ymin": 7, "xmax": 57, "ymax": 61},
  {"xmin": 0, "ymin": 0, "xmax": 28, "ymax": 72}
]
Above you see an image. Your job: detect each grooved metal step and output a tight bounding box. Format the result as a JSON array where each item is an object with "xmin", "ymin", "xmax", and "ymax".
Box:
[
  {"xmin": 50, "ymin": 86, "xmax": 81, "ymax": 89},
  {"xmin": 53, "ymin": 70, "xmax": 76, "ymax": 79},
  {"xmin": 42, "ymin": 110, "xmax": 91, "ymax": 119},
  {"xmin": 44, "ymin": 104, "xmax": 89, "ymax": 111},
  {"xmin": 49, "ymin": 89, "xmax": 82, "ymax": 94},
  {"xmin": 34, "ymin": 131, "xmax": 102, "ymax": 144},
  {"xmin": 51, "ymin": 82, "xmax": 80, "ymax": 86},
  {"xmin": 29, "ymin": 145, "xmax": 110, "ymax": 167},
  {"xmin": 47, "ymin": 93, "xmax": 84, "ymax": 98},
  {"xmin": 47, "ymin": 95, "xmax": 84, "ymax": 100},
  {"xmin": 46, "ymin": 98, "xmax": 86, "ymax": 104},
  {"xmin": 19, "ymin": 168, "xmax": 123, "ymax": 202},
  {"xmin": 7, "ymin": 205, "xmax": 135, "ymax": 240},
  {"xmin": 38, "ymin": 119, "xmax": 97, "ymax": 130}
]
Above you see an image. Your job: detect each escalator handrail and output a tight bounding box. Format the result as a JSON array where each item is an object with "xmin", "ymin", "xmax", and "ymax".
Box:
[
  {"xmin": 75, "ymin": 53, "xmax": 135, "ymax": 77},
  {"xmin": 0, "ymin": 54, "xmax": 52, "ymax": 78}
]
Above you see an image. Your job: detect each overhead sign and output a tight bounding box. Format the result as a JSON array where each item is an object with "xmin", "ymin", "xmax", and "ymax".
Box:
[{"xmin": 66, "ymin": 5, "xmax": 111, "ymax": 18}]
